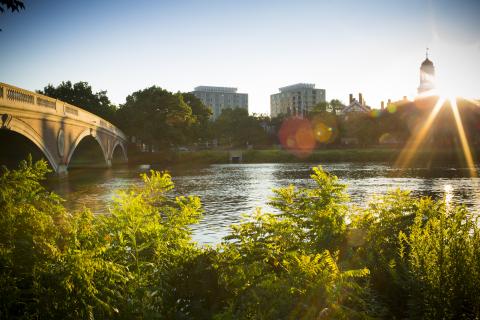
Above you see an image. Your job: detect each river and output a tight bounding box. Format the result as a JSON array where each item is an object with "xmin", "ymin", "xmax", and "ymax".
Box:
[{"xmin": 46, "ymin": 163, "xmax": 480, "ymax": 244}]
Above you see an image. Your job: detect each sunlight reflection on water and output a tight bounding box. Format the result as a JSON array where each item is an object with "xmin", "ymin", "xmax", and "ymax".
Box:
[{"xmin": 47, "ymin": 163, "xmax": 480, "ymax": 244}]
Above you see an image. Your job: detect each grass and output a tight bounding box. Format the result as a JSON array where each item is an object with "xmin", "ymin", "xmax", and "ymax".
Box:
[
  {"xmin": 128, "ymin": 147, "xmax": 479, "ymax": 167},
  {"xmin": 243, "ymin": 148, "xmax": 400, "ymax": 163}
]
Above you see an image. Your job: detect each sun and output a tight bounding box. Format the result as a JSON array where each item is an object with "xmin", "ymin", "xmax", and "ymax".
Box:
[
  {"xmin": 396, "ymin": 53, "xmax": 478, "ymax": 177},
  {"xmin": 435, "ymin": 71, "xmax": 464, "ymax": 100},
  {"xmin": 431, "ymin": 40, "xmax": 479, "ymax": 101}
]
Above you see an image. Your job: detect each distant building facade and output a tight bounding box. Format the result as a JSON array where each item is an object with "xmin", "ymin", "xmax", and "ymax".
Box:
[
  {"xmin": 192, "ymin": 86, "xmax": 248, "ymax": 119},
  {"xmin": 270, "ymin": 83, "xmax": 326, "ymax": 118}
]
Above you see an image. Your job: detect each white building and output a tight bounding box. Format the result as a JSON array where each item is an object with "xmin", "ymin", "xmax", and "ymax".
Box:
[
  {"xmin": 270, "ymin": 83, "xmax": 326, "ymax": 118},
  {"xmin": 192, "ymin": 86, "xmax": 248, "ymax": 119},
  {"xmin": 418, "ymin": 50, "xmax": 436, "ymax": 94}
]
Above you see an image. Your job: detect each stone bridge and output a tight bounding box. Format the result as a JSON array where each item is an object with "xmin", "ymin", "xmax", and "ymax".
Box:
[{"xmin": 0, "ymin": 82, "xmax": 128, "ymax": 174}]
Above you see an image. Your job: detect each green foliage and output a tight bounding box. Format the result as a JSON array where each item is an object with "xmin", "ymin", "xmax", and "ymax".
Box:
[
  {"xmin": 116, "ymin": 86, "xmax": 197, "ymax": 150},
  {"xmin": 340, "ymin": 112, "xmax": 379, "ymax": 146},
  {"xmin": 305, "ymin": 109, "xmax": 340, "ymax": 145},
  {"xmin": 38, "ymin": 81, "xmax": 117, "ymax": 123},
  {"xmin": 0, "ymin": 158, "xmax": 126, "ymax": 319},
  {"xmin": 96, "ymin": 170, "xmax": 203, "ymax": 317},
  {"xmin": 0, "ymin": 158, "xmax": 66, "ymax": 317},
  {"xmin": 329, "ymin": 99, "xmax": 345, "ymax": 115},
  {"xmin": 213, "ymin": 108, "xmax": 269, "ymax": 147},
  {"xmin": 214, "ymin": 168, "xmax": 373, "ymax": 319},
  {"xmin": 353, "ymin": 191, "xmax": 480, "ymax": 319},
  {"xmin": 269, "ymin": 166, "xmax": 349, "ymax": 252},
  {"xmin": 0, "ymin": 0, "xmax": 25, "ymax": 31},
  {"xmin": 351, "ymin": 190, "xmax": 419, "ymax": 317},
  {"xmin": 0, "ymin": 160, "xmax": 203, "ymax": 319},
  {"xmin": 400, "ymin": 201, "xmax": 480, "ymax": 319},
  {"xmin": 215, "ymin": 208, "xmax": 373, "ymax": 319},
  {"xmin": 1, "ymin": 160, "xmax": 480, "ymax": 319},
  {"xmin": 182, "ymin": 93, "xmax": 213, "ymax": 144},
  {"xmin": 0, "ymin": 0, "xmax": 24, "ymax": 13}
]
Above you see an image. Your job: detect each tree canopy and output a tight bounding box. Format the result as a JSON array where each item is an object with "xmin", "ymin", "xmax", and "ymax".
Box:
[
  {"xmin": 0, "ymin": 0, "xmax": 24, "ymax": 13},
  {"xmin": 38, "ymin": 81, "xmax": 117, "ymax": 123},
  {"xmin": 181, "ymin": 93, "xmax": 213, "ymax": 144},
  {"xmin": 116, "ymin": 86, "xmax": 197, "ymax": 150},
  {"xmin": 0, "ymin": 0, "xmax": 24, "ymax": 31},
  {"xmin": 213, "ymin": 108, "xmax": 269, "ymax": 147}
]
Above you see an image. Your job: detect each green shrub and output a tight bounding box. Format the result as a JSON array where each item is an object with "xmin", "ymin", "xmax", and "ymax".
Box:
[{"xmin": 1, "ymin": 159, "xmax": 480, "ymax": 319}]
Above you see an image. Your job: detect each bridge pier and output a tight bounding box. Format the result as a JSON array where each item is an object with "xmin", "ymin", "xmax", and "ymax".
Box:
[{"xmin": 57, "ymin": 164, "xmax": 68, "ymax": 175}]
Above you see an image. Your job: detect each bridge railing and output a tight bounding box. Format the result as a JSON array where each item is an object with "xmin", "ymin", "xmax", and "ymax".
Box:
[{"xmin": 0, "ymin": 82, "xmax": 126, "ymax": 140}]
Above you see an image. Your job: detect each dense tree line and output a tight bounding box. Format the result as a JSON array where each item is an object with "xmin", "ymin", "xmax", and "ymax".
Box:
[
  {"xmin": 37, "ymin": 81, "xmax": 271, "ymax": 151},
  {"xmin": 38, "ymin": 82, "xmax": 480, "ymax": 153},
  {"xmin": 1, "ymin": 159, "xmax": 479, "ymax": 319}
]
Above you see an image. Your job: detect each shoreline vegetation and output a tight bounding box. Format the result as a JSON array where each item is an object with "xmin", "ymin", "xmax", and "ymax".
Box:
[
  {"xmin": 128, "ymin": 147, "xmax": 479, "ymax": 168},
  {"xmin": 1, "ymin": 159, "xmax": 479, "ymax": 319}
]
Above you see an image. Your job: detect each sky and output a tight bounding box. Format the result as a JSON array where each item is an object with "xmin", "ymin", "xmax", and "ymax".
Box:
[{"xmin": 1, "ymin": 0, "xmax": 479, "ymax": 115}]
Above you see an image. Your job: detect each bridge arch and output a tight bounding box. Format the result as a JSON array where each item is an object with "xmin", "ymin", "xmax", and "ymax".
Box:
[
  {"xmin": 110, "ymin": 140, "xmax": 128, "ymax": 163},
  {"xmin": 4, "ymin": 117, "xmax": 58, "ymax": 171},
  {"xmin": 66, "ymin": 128, "xmax": 108, "ymax": 168}
]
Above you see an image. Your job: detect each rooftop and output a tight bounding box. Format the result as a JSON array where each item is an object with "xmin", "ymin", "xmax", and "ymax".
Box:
[
  {"xmin": 279, "ymin": 83, "xmax": 316, "ymax": 92},
  {"xmin": 194, "ymin": 86, "xmax": 238, "ymax": 93}
]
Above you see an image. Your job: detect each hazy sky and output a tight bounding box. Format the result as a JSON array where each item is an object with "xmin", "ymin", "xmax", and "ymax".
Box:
[{"xmin": 1, "ymin": 0, "xmax": 479, "ymax": 115}]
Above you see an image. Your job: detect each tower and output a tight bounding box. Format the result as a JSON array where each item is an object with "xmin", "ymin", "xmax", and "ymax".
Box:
[{"xmin": 417, "ymin": 48, "xmax": 436, "ymax": 94}]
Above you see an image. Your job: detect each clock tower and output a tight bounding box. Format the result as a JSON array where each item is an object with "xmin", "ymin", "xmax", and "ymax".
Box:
[{"xmin": 418, "ymin": 49, "xmax": 436, "ymax": 94}]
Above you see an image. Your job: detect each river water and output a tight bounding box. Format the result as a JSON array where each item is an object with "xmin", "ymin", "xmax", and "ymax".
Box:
[{"xmin": 46, "ymin": 163, "xmax": 480, "ymax": 244}]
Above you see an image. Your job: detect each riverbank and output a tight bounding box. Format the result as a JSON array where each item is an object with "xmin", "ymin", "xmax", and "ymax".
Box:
[{"xmin": 129, "ymin": 147, "xmax": 479, "ymax": 167}]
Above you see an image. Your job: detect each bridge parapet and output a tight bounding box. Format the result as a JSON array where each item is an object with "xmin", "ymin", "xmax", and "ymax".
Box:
[{"xmin": 0, "ymin": 82, "xmax": 126, "ymax": 140}]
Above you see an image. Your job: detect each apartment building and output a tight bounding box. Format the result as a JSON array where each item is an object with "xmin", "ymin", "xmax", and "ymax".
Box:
[
  {"xmin": 192, "ymin": 86, "xmax": 248, "ymax": 119},
  {"xmin": 270, "ymin": 83, "xmax": 326, "ymax": 118}
]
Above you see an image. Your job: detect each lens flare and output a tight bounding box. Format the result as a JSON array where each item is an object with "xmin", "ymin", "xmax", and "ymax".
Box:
[
  {"xmin": 278, "ymin": 117, "xmax": 315, "ymax": 158},
  {"xmin": 312, "ymin": 120, "xmax": 333, "ymax": 143},
  {"xmin": 395, "ymin": 89, "xmax": 477, "ymax": 177},
  {"xmin": 449, "ymin": 97, "xmax": 477, "ymax": 177},
  {"xmin": 370, "ymin": 109, "xmax": 381, "ymax": 118},
  {"xmin": 387, "ymin": 104, "xmax": 397, "ymax": 114},
  {"xmin": 395, "ymin": 96, "xmax": 446, "ymax": 169}
]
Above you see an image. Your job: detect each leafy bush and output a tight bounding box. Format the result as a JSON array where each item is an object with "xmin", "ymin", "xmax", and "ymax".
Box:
[
  {"xmin": 0, "ymin": 159, "xmax": 203, "ymax": 319},
  {"xmin": 1, "ymin": 159, "xmax": 479, "ymax": 319}
]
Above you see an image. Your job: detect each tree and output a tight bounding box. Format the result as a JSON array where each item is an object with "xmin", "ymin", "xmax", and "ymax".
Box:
[
  {"xmin": 38, "ymin": 81, "xmax": 117, "ymax": 123},
  {"xmin": 181, "ymin": 93, "xmax": 213, "ymax": 144},
  {"xmin": 269, "ymin": 114, "xmax": 288, "ymax": 145},
  {"xmin": 311, "ymin": 101, "xmax": 329, "ymax": 113},
  {"xmin": 213, "ymin": 108, "xmax": 269, "ymax": 147},
  {"xmin": 0, "ymin": 0, "xmax": 25, "ymax": 31},
  {"xmin": 0, "ymin": 0, "xmax": 24, "ymax": 12},
  {"xmin": 340, "ymin": 112, "xmax": 379, "ymax": 146},
  {"xmin": 330, "ymin": 99, "xmax": 345, "ymax": 115},
  {"xmin": 308, "ymin": 104, "xmax": 340, "ymax": 145},
  {"xmin": 116, "ymin": 86, "xmax": 195, "ymax": 150}
]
